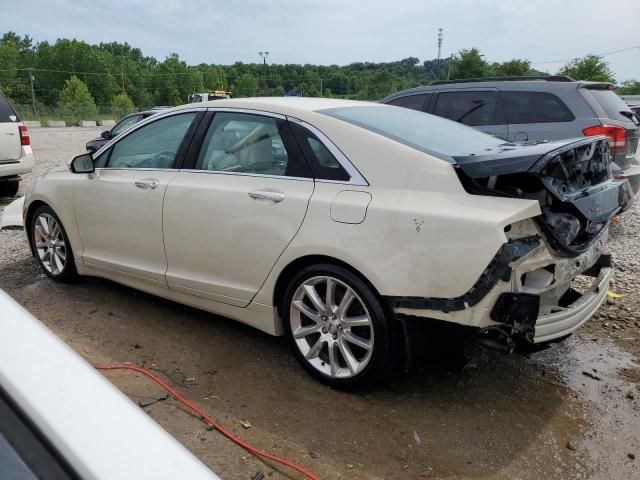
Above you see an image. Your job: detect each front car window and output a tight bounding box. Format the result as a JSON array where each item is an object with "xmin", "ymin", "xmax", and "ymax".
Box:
[
  {"xmin": 501, "ymin": 91, "xmax": 574, "ymax": 123},
  {"xmin": 111, "ymin": 114, "xmax": 143, "ymax": 136},
  {"xmin": 433, "ymin": 91, "xmax": 505, "ymax": 126},
  {"xmin": 105, "ymin": 112, "xmax": 197, "ymax": 169},
  {"xmin": 195, "ymin": 112, "xmax": 310, "ymax": 177},
  {"xmin": 320, "ymin": 105, "xmax": 507, "ymax": 158}
]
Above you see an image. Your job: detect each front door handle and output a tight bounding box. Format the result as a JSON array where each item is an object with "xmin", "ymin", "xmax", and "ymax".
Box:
[
  {"xmin": 248, "ymin": 190, "xmax": 285, "ymax": 203},
  {"xmin": 134, "ymin": 179, "xmax": 159, "ymax": 190}
]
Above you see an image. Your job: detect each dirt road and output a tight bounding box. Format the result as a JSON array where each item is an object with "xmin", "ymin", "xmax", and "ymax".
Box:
[{"xmin": 1, "ymin": 128, "xmax": 638, "ymax": 479}]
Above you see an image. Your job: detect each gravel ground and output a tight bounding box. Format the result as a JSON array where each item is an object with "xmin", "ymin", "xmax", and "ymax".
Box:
[{"xmin": 1, "ymin": 128, "xmax": 639, "ymax": 480}]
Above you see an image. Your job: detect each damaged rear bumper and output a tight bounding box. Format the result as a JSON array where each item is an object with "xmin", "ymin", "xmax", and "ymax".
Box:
[
  {"xmin": 532, "ymin": 264, "xmax": 610, "ymax": 343},
  {"xmin": 388, "ymin": 221, "xmax": 611, "ymax": 345}
]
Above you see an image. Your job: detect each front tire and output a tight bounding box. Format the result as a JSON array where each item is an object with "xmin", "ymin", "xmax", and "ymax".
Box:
[
  {"xmin": 282, "ymin": 264, "xmax": 396, "ymax": 389},
  {"xmin": 30, "ymin": 205, "xmax": 78, "ymax": 282}
]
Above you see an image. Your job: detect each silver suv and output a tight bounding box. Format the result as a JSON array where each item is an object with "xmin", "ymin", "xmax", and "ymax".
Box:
[
  {"xmin": 381, "ymin": 76, "xmax": 640, "ymax": 192},
  {"xmin": 0, "ymin": 92, "xmax": 33, "ymax": 197}
]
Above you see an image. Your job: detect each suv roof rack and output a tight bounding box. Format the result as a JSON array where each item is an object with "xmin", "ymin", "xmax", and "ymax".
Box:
[{"xmin": 431, "ymin": 75, "xmax": 575, "ymax": 85}]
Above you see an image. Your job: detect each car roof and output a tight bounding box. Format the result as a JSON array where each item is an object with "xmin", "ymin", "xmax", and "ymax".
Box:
[
  {"xmin": 381, "ymin": 79, "xmax": 614, "ymax": 102},
  {"xmin": 169, "ymin": 97, "xmax": 380, "ymax": 117}
]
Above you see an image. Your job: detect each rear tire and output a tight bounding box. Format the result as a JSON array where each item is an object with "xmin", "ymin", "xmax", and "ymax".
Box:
[
  {"xmin": 282, "ymin": 264, "xmax": 396, "ymax": 389},
  {"xmin": 29, "ymin": 205, "xmax": 78, "ymax": 282},
  {"xmin": 0, "ymin": 180, "xmax": 19, "ymax": 197}
]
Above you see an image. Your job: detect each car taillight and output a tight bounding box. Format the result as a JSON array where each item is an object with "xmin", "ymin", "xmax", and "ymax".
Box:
[
  {"xmin": 583, "ymin": 124, "xmax": 626, "ymax": 149},
  {"xmin": 18, "ymin": 123, "xmax": 30, "ymax": 146}
]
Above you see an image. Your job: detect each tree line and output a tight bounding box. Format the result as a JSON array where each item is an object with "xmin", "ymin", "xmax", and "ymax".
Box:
[{"xmin": 1, "ymin": 31, "xmax": 637, "ymax": 122}]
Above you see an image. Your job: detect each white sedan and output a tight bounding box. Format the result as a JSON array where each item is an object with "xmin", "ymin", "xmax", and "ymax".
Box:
[{"xmin": 14, "ymin": 98, "xmax": 626, "ymax": 388}]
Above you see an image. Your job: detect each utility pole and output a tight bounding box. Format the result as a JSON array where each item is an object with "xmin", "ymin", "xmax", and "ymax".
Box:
[
  {"xmin": 259, "ymin": 51, "xmax": 269, "ymax": 96},
  {"xmin": 28, "ymin": 69, "xmax": 36, "ymax": 115},
  {"xmin": 446, "ymin": 53, "xmax": 454, "ymax": 80},
  {"xmin": 437, "ymin": 28, "xmax": 444, "ymax": 77},
  {"xmin": 121, "ymin": 65, "xmax": 125, "ymax": 92},
  {"xmin": 320, "ymin": 78, "xmax": 323, "ymax": 96}
]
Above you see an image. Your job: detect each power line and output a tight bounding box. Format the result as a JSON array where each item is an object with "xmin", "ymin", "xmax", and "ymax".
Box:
[
  {"xmin": 531, "ymin": 45, "xmax": 640, "ymax": 65},
  {"xmin": 0, "ymin": 67, "xmax": 204, "ymax": 77}
]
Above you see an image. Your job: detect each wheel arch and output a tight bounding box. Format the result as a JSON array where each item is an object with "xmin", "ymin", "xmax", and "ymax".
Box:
[
  {"xmin": 272, "ymin": 254, "xmax": 394, "ymax": 323},
  {"xmin": 24, "ymin": 200, "xmax": 49, "ymax": 256}
]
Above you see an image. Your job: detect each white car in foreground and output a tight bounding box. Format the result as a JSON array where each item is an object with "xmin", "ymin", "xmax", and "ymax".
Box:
[
  {"xmin": 0, "ymin": 290, "xmax": 219, "ymax": 479},
  {"xmin": 7, "ymin": 98, "xmax": 628, "ymax": 388},
  {"xmin": 0, "ymin": 92, "xmax": 33, "ymax": 197}
]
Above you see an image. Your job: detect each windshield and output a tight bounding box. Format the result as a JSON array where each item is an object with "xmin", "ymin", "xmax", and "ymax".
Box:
[{"xmin": 320, "ymin": 105, "xmax": 507, "ymax": 158}]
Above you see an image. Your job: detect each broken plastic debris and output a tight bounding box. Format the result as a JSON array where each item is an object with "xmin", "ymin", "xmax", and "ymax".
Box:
[
  {"xmin": 241, "ymin": 420, "xmax": 252, "ymax": 429},
  {"xmin": 607, "ymin": 290, "xmax": 622, "ymax": 299}
]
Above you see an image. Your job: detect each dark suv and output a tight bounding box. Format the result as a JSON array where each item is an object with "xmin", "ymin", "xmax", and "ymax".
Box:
[{"xmin": 381, "ymin": 76, "xmax": 640, "ymax": 192}]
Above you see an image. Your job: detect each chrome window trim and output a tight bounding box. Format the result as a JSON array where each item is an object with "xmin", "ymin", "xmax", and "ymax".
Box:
[
  {"xmin": 205, "ymin": 107, "xmax": 287, "ymax": 120},
  {"xmin": 94, "ymin": 167, "xmax": 176, "ymax": 172},
  {"xmin": 178, "ymin": 169, "xmax": 314, "ymax": 182},
  {"xmin": 286, "ymin": 116, "xmax": 369, "ymax": 186},
  {"xmin": 92, "ymin": 108, "xmax": 207, "ymax": 159}
]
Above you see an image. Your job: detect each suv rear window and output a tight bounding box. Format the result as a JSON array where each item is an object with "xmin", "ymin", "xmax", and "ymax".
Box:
[
  {"xmin": 386, "ymin": 93, "xmax": 431, "ymax": 111},
  {"xmin": 0, "ymin": 94, "xmax": 18, "ymax": 122},
  {"xmin": 433, "ymin": 91, "xmax": 505, "ymax": 126},
  {"xmin": 584, "ymin": 88, "xmax": 634, "ymax": 122},
  {"xmin": 501, "ymin": 91, "xmax": 574, "ymax": 124}
]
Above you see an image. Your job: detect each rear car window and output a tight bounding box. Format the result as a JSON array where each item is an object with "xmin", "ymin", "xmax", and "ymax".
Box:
[
  {"xmin": 433, "ymin": 91, "xmax": 505, "ymax": 126},
  {"xmin": 290, "ymin": 122, "xmax": 350, "ymax": 181},
  {"xmin": 320, "ymin": 105, "xmax": 506, "ymax": 158},
  {"xmin": 386, "ymin": 93, "xmax": 431, "ymax": 111},
  {"xmin": 584, "ymin": 88, "xmax": 634, "ymax": 122},
  {"xmin": 501, "ymin": 91, "xmax": 574, "ymax": 124},
  {"xmin": 0, "ymin": 94, "xmax": 18, "ymax": 122}
]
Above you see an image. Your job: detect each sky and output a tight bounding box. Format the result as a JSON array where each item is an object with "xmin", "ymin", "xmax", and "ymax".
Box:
[{"xmin": 2, "ymin": 0, "xmax": 639, "ymax": 81}]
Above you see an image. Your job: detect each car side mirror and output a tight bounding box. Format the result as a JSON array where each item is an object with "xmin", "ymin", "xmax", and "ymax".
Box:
[
  {"xmin": 70, "ymin": 153, "xmax": 95, "ymax": 174},
  {"xmin": 101, "ymin": 130, "xmax": 111, "ymax": 139}
]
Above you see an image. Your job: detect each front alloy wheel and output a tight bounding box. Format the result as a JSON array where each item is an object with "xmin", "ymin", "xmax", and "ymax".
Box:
[
  {"xmin": 283, "ymin": 265, "xmax": 395, "ymax": 388},
  {"xmin": 30, "ymin": 205, "xmax": 77, "ymax": 281}
]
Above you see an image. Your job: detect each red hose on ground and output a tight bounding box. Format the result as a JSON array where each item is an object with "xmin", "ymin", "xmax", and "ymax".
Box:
[{"xmin": 94, "ymin": 364, "xmax": 319, "ymax": 480}]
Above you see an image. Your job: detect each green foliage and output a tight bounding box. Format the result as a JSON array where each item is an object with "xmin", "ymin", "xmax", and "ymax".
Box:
[
  {"xmin": 361, "ymin": 69, "xmax": 398, "ymax": 100},
  {"xmin": 111, "ymin": 93, "xmax": 135, "ymax": 119},
  {"xmin": 58, "ymin": 75, "xmax": 97, "ymax": 122},
  {"xmin": 0, "ymin": 32, "xmax": 632, "ymax": 117},
  {"xmin": 234, "ymin": 73, "xmax": 258, "ymax": 97},
  {"xmin": 616, "ymin": 79, "xmax": 640, "ymax": 95},
  {"xmin": 558, "ymin": 54, "xmax": 615, "ymax": 83},
  {"xmin": 450, "ymin": 48, "xmax": 494, "ymax": 79},
  {"xmin": 494, "ymin": 59, "xmax": 534, "ymax": 77}
]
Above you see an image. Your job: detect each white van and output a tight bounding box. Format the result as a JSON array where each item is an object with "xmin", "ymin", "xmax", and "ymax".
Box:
[{"xmin": 0, "ymin": 92, "xmax": 33, "ymax": 197}]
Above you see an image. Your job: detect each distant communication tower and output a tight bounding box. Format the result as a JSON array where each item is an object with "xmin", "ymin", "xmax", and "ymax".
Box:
[{"xmin": 437, "ymin": 28, "xmax": 444, "ymax": 64}]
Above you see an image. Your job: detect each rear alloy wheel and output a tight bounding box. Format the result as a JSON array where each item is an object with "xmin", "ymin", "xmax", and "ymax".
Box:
[
  {"xmin": 30, "ymin": 206, "xmax": 77, "ymax": 282},
  {"xmin": 283, "ymin": 265, "xmax": 395, "ymax": 389}
]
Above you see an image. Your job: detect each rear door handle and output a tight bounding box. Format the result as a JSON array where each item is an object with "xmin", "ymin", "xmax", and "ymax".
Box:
[
  {"xmin": 248, "ymin": 190, "xmax": 285, "ymax": 203},
  {"xmin": 134, "ymin": 179, "xmax": 159, "ymax": 190}
]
